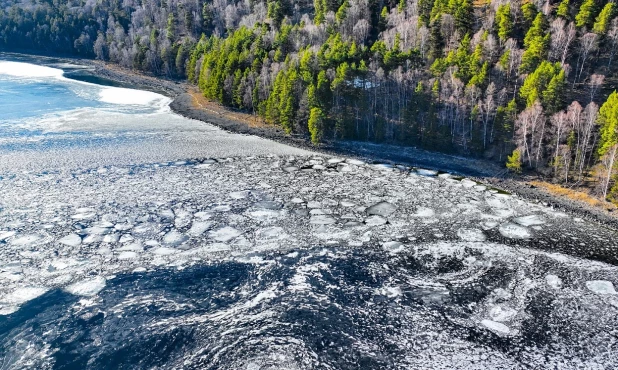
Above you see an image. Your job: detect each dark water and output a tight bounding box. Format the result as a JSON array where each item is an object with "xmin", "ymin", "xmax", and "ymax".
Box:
[{"xmin": 1, "ymin": 246, "xmax": 616, "ymax": 369}]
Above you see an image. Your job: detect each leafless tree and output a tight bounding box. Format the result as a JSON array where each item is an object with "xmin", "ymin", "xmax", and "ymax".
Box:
[
  {"xmin": 352, "ymin": 19, "xmax": 371, "ymax": 45},
  {"xmin": 515, "ymin": 102, "xmax": 545, "ymax": 168},
  {"xmin": 600, "ymin": 144, "xmax": 618, "ymax": 199},
  {"xmin": 480, "ymin": 83, "xmax": 496, "ymax": 148},
  {"xmin": 608, "ymin": 18, "xmax": 618, "ymax": 69},
  {"xmin": 549, "ymin": 19, "xmax": 576, "ymax": 66},
  {"xmin": 589, "ymin": 74, "xmax": 605, "ymax": 103},
  {"xmin": 550, "ymin": 110, "xmax": 569, "ymax": 179},
  {"xmin": 575, "ymin": 33, "xmax": 598, "ymax": 84}
]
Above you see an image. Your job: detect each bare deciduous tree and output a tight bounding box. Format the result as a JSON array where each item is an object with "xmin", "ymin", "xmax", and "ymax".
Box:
[
  {"xmin": 575, "ymin": 33, "xmax": 598, "ymax": 84},
  {"xmin": 549, "ymin": 19, "xmax": 576, "ymax": 66}
]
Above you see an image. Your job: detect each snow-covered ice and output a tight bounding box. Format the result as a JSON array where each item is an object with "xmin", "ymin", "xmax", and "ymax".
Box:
[
  {"xmin": 481, "ymin": 320, "xmax": 510, "ymax": 335},
  {"xmin": 209, "ymin": 227, "xmax": 241, "ymax": 242},
  {"xmin": 1, "ymin": 130, "xmax": 618, "ymax": 367},
  {"xmin": 64, "ymin": 277, "xmax": 107, "ymax": 297},
  {"xmin": 586, "ymin": 280, "xmax": 617, "ymax": 295}
]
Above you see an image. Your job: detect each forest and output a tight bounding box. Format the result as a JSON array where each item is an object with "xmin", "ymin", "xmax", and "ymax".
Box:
[{"xmin": 3, "ymin": 0, "xmax": 618, "ymax": 203}]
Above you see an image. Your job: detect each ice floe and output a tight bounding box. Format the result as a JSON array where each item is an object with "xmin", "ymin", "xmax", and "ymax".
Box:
[
  {"xmin": 481, "ymin": 320, "xmax": 511, "ymax": 335},
  {"xmin": 366, "ymin": 201, "xmax": 397, "ymax": 216},
  {"xmin": 209, "ymin": 227, "xmax": 241, "ymax": 242},
  {"xmin": 65, "ymin": 277, "xmax": 107, "ymax": 297},
  {"xmin": 0, "ymin": 287, "xmax": 48, "ymax": 315},
  {"xmin": 457, "ymin": 228, "xmax": 486, "ymax": 242},
  {"xmin": 498, "ymin": 223, "xmax": 531, "ymax": 239},
  {"xmin": 586, "ymin": 280, "xmax": 617, "ymax": 295}
]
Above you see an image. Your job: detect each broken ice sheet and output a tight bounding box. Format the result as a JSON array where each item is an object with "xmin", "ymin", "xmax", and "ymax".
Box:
[
  {"xmin": 65, "ymin": 277, "xmax": 107, "ymax": 297},
  {"xmin": 2, "ymin": 152, "xmax": 618, "ymax": 367}
]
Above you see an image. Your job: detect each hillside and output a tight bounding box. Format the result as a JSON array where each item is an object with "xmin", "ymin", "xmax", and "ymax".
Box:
[{"xmin": 3, "ymin": 0, "xmax": 618, "ymax": 204}]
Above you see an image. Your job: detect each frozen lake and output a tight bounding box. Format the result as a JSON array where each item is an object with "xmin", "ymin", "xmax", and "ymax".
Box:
[{"xmin": 0, "ymin": 59, "xmax": 617, "ymax": 369}]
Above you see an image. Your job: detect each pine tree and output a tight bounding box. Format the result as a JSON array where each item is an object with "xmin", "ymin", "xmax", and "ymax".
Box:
[
  {"xmin": 336, "ymin": 0, "xmax": 350, "ymax": 23},
  {"xmin": 520, "ymin": 13, "xmax": 550, "ymax": 72},
  {"xmin": 524, "ymin": 13, "xmax": 548, "ymax": 48},
  {"xmin": 308, "ymin": 107, "xmax": 325, "ymax": 144},
  {"xmin": 593, "ymin": 3, "xmax": 615, "ymax": 35},
  {"xmin": 499, "ymin": 49, "xmax": 510, "ymax": 70},
  {"xmin": 575, "ymin": 0, "xmax": 597, "ymax": 29},
  {"xmin": 166, "ymin": 13, "xmax": 175, "ymax": 40},
  {"xmin": 314, "ymin": 0, "xmax": 325, "ymax": 24},
  {"xmin": 521, "ymin": 3, "xmax": 537, "ymax": 27},
  {"xmin": 418, "ymin": 0, "xmax": 433, "ymax": 26},
  {"xmin": 598, "ymin": 91, "xmax": 618, "ymax": 199},
  {"xmin": 429, "ymin": 15, "xmax": 445, "ymax": 60},
  {"xmin": 379, "ymin": 6, "xmax": 389, "ymax": 31},
  {"xmin": 598, "ymin": 91, "xmax": 618, "ymax": 157},
  {"xmin": 495, "ymin": 4, "xmax": 513, "ymax": 42},
  {"xmin": 202, "ymin": 3, "xmax": 213, "ymax": 30},
  {"xmin": 506, "ymin": 149, "xmax": 522, "ymax": 173},
  {"xmin": 556, "ymin": 0, "xmax": 570, "ymax": 19},
  {"xmin": 232, "ymin": 68, "xmax": 243, "ymax": 108},
  {"xmin": 542, "ymin": 69, "xmax": 566, "ymax": 113},
  {"xmin": 431, "ymin": 0, "xmax": 449, "ymax": 20},
  {"xmin": 454, "ymin": 0, "xmax": 473, "ymax": 33},
  {"xmin": 520, "ymin": 61, "xmax": 563, "ymax": 108}
]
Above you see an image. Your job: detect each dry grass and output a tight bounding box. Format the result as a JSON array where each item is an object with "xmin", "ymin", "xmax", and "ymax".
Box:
[
  {"xmin": 530, "ymin": 181, "xmax": 617, "ymax": 211},
  {"xmin": 188, "ymin": 88, "xmax": 270, "ymax": 129}
]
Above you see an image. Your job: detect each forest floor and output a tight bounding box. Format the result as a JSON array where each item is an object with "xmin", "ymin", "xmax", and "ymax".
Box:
[{"xmin": 41, "ymin": 54, "xmax": 618, "ymax": 230}]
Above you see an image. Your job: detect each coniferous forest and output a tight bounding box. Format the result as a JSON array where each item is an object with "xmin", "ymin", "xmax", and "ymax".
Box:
[{"xmin": 5, "ymin": 0, "xmax": 618, "ymax": 202}]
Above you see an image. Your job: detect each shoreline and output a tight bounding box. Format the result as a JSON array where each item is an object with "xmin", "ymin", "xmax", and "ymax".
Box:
[{"xmin": 4, "ymin": 51, "xmax": 618, "ymax": 229}]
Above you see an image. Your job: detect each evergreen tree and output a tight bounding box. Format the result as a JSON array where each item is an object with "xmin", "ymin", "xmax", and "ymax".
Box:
[
  {"xmin": 506, "ymin": 149, "xmax": 522, "ymax": 173},
  {"xmin": 202, "ymin": 3, "xmax": 213, "ymax": 30},
  {"xmin": 336, "ymin": 0, "xmax": 350, "ymax": 23},
  {"xmin": 308, "ymin": 107, "xmax": 325, "ymax": 144},
  {"xmin": 524, "ymin": 13, "xmax": 548, "ymax": 48},
  {"xmin": 556, "ymin": 0, "xmax": 570, "ymax": 19},
  {"xmin": 593, "ymin": 2, "xmax": 615, "ymax": 35},
  {"xmin": 377, "ymin": 6, "xmax": 389, "ymax": 32},
  {"xmin": 575, "ymin": 0, "xmax": 597, "ymax": 29},
  {"xmin": 454, "ymin": 0, "xmax": 473, "ymax": 33},
  {"xmin": 166, "ymin": 13, "xmax": 175, "ymax": 40},
  {"xmin": 520, "ymin": 61, "xmax": 564, "ymax": 108},
  {"xmin": 598, "ymin": 91, "xmax": 618, "ymax": 157},
  {"xmin": 542, "ymin": 69, "xmax": 566, "ymax": 113},
  {"xmin": 520, "ymin": 16, "xmax": 550, "ymax": 74},
  {"xmin": 314, "ymin": 0, "xmax": 325, "ymax": 24},
  {"xmin": 418, "ymin": 0, "xmax": 433, "ymax": 25},
  {"xmin": 598, "ymin": 91, "xmax": 618, "ymax": 199},
  {"xmin": 521, "ymin": 3, "xmax": 537, "ymax": 27},
  {"xmin": 429, "ymin": 15, "xmax": 445, "ymax": 60},
  {"xmin": 495, "ymin": 4, "xmax": 513, "ymax": 42}
]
